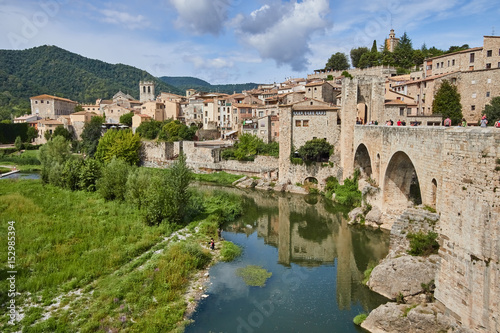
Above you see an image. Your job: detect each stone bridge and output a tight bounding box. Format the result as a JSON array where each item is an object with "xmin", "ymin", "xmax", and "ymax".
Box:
[{"xmin": 343, "ymin": 125, "xmax": 500, "ymax": 333}]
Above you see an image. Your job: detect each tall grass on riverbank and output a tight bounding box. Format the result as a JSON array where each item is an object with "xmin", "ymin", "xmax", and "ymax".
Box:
[{"xmin": 0, "ymin": 179, "xmax": 243, "ymax": 332}]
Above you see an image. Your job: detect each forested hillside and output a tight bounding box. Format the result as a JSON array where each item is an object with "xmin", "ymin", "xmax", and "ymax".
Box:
[
  {"xmin": 0, "ymin": 45, "xmax": 182, "ymax": 120},
  {"xmin": 160, "ymin": 76, "xmax": 260, "ymax": 94}
]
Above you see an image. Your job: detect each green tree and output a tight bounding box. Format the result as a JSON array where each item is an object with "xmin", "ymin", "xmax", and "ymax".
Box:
[
  {"xmin": 97, "ymin": 157, "xmax": 131, "ymax": 201},
  {"xmin": 120, "ymin": 112, "xmax": 134, "ymax": 127},
  {"xmin": 143, "ymin": 153, "xmax": 192, "ymax": 226},
  {"xmin": 325, "ymin": 52, "xmax": 349, "ymax": 71},
  {"xmin": 393, "ymin": 32, "xmax": 414, "ymax": 69},
  {"xmin": 126, "ymin": 167, "xmax": 153, "ymax": 209},
  {"xmin": 298, "ymin": 139, "xmax": 333, "ymax": 162},
  {"xmin": 483, "ymin": 96, "xmax": 500, "ymax": 125},
  {"xmin": 81, "ymin": 116, "xmax": 104, "ymax": 157},
  {"xmin": 74, "ymin": 104, "xmax": 84, "ymax": 112},
  {"xmin": 158, "ymin": 119, "xmax": 196, "ymax": 142},
  {"xmin": 44, "ymin": 130, "xmax": 52, "ymax": 142},
  {"xmin": 53, "ymin": 125, "xmax": 73, "ymax": 141},
  {"xmin": 432, "ymin": 80, "xmax": 462, "ymax": 125},
  {"xmin": 14, "ymin": 136, "xmax": 22, "ymax": 151},
  {"xmin": 61, "ymin": 158, "xmax": 84, "ymax": 191},
  {"xmin": 26, "ymin": 126, "xmax": 38, "ymax": 143},
  {"xmin": 79, "ymin": 159, "xmax": 101, "ymax": 192},
  {"xmin": 136, "ymin": 120, "xmax": 162, "ymax": 140},
  {"xmin": 350, "ymin": 47, "xmax": 369, "ymax": 68},
  {"xmin": 370, "ymin": 40, "xmax": 378, "ymax": 53},
  {"xmin": 95, "ymin": 129, "xmax": 142, "ymax": 165},
  {"xmin": 39, "ymin": 135, "xmax": 72, "ymax": 184}
]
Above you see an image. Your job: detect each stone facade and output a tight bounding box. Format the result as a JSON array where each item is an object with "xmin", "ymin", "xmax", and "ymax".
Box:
[
  {"xmin": 139, "ymin": 81, "xmax": 155, "ymax": 103},
  {"xmin": 30, "ymin": 94, "xmax": 77, "ymax": 119}
]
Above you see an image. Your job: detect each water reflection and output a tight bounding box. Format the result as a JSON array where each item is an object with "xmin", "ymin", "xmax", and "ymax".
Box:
[
  {"xmin": 187, "ymin": 187, "xmax": 389, "ymax": 332},
  {"xmin": 225, "ymin": 191, "xmax": 389, "ymax": 310}
]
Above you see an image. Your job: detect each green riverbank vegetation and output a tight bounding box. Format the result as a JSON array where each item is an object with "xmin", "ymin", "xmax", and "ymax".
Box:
[{"xmin": 0, "ymin": 134, "xmax": 245, "ymax": 331}]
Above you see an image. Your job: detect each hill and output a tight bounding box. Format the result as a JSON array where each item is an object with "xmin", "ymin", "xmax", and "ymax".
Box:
[
  {"xmin": 0, "ymin": 45, "xmax": 182, "ymax": 120},
  {"xmin": 159, "ymin": 76, "xmax": 260, "ymax": 95}
]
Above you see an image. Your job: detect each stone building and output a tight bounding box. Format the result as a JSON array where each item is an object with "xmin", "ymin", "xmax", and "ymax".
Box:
[
  {"xmin": 30, "ymin": 94, "xmax": 77, "ymax": 119},
  {"xmin": 132, "ymin": 114, "xmax": 151, "ymax": 133},
  {"xmin": 385, "ymin": 29, "xmax": 400, "ymax": 52},
  {"xmin": 140, "ymin": 101, "xmax": 166, "ymax": 122},
  {"xmin": 35, "ymin": 119, "xmax": 63, "ymax": 144},
  {"xmin": 139, "ymin": 81, "xmax": 155, "ymax": 103},
  {"xmin": 305, "ymin": 81, "xmax": 336, "ymax": 103}
]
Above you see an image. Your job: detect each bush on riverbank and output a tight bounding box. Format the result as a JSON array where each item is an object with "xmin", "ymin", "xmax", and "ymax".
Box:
[
  {"xmin": 353, "ymin": 313, "xmax": 368, "ymax": 325},
  {"xmin": 407, "ymin": 231, "xmax": 439, "ymax": 256},
  {"xmin": 324, "ymin": 170, "xmax": 362, "ymax": 207},
  {"xmin": 220, "ymin": 241, "xmax": 242, "ymax": 262}
]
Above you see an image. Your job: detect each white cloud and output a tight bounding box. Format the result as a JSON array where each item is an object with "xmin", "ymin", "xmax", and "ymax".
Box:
[
  {"xmin": 169, "ymin": 0, "xmax": 231, "ymax": 35},
  {"xmin": 99, "ymin": 9, "xmax": 149, "ymax": 30},
  {"xmin": 233, "ymin": 0, "xmax": 332, "ymax": 72}
]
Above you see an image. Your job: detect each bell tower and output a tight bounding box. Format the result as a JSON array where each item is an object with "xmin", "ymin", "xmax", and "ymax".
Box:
[{"xmin": 139, "ymin": 81, "xmax": 155, "ymax": 102}]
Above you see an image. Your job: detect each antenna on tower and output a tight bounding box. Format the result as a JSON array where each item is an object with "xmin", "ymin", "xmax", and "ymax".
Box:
[{"xmin": 390, "ymin": 14, "xmax": 393, "ymax": 29}]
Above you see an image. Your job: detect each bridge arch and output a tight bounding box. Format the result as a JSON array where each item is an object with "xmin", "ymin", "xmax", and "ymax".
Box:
[
  {"xmin": 354, "ymin": 144, "xmax": 372, "ymax": 179},
  {"xmin": 383, "ymin": 151, "xmax": 422, "ymax": 210}
]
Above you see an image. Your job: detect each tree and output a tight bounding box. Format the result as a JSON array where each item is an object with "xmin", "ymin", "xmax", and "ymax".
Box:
[
  {"xmin": 370, "ymin": 40, "xmax": 378, "ymax": 53},
  {"xmin": 74, "ymin": 104, "xmax": 84, "ymax": 112},
  {"xmin": 325, "ymin": 52, "xmax": 349, "ymax": 71},
  {"xmin": 95, "ymin": 129, "xmax": 142, "ymax": 165},
  {"xmin": 14, "ymin": 136, "xmax": 22, "ymax": 151},
  {"xmin": 393, "ymin": 32, "xmax": 414, "ymax": 69},
  {"xmin": 143, "ymin": 153, "xmax": 192, "ymax": 226},
  {"xmin": 81, "ymin": 116, "xmax": 104, "ymax": 157},
  {"xmin": 350, "ymin": 47, "xmax": 369, "ymax": 68},
  {"xmin": 97, "ymin": 157, "xmax": 131, "ymax": 201},
  {"xmin": 483, "ymin": 96, "xmax": 500, "ymax": 124},
  {"xmin": 298, "ymin": 139, "xmax": 333, "ymax": 162},
  {"xmin": 79, "ymin": 159, "xmax": 101, "ymax": 192},
  {"xmin": 39, "ymin": 135, "xmax": 72, "ymax": 184},
  {"xmin": 27, "ymin": 126, "xmax": 38, "ymax": 143},
  {"xmin": 432, "ymin": 80, "xmax": 462, "ymax": 125},
  {"xmin": 136, "ymin": 120, "xmax": 162, "ymax": 140},
  {"xmin": 120, "ymin": 112, "xmax": 134, "ymax": 127},
  {"xmin": 53, "ymin": 125, "xmax": 73, "ymax": 141},
  {"xmin": 44, "ymin": 130, "xmax": 52, "ymax": 142}
]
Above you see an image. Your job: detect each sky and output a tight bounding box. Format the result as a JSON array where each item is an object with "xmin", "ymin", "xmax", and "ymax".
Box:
[{"xmin": 0, "ymin": 0, "xmax": 499, "ymax": 85}]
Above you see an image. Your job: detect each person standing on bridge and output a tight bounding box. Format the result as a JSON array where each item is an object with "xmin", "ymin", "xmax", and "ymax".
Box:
[
  {"xmin": 480, "ymin": 115, "xmax": 488, "ymax": 127},
  {"xmin": 444, "ymin": 117, "xmax": 451, "ymax": 127},
  {"xmin": 462, "ymin": 118, "xmax": 467, "ymax": 127}
]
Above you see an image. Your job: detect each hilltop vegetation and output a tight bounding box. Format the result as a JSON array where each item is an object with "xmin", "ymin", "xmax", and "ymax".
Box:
[
  {"xmin": 160, "ymin": 76, "xmax": 260, "ymax": 94},
  {"xmin": 0, "ymin": 45, "xmax": 182, "ymax": 120}
]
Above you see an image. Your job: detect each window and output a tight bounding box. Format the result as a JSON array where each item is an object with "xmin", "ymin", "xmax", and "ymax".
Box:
[
  {"xmin": 471, "ymin": 105, "xmax": 475, "ymax": 111},
  {"xmin": 487, "ymin": 50, "xmax": 492, "ymax": 57},
  {"xmin": 470, "ymin": 53, "xmax": 475, "ymax": 63},
  {"xmin": 303, "ymin": 120, "xmax": 309, "ymax": 127},
  {"xmin": 295, "ymin": 120, "xmax": 301, "ymax": 127},
  {"xmin": 447, "ymin": 60, "xmax": 450, "ymax": 67},
  {"xmin": 486, "ymin": 92, "xmax": 490, "ymax": 97},
  {"xmin": 486, "ymin": 63, "xmax": 491, "ymax": 69},
  {"xmin": 35, "ymin": 101, "xmax": 38, "ymax": 104},
  {"xmin": 441, "ymin": 62, "xmax": 444, "ymax": 68},
  {"xmin": 436, "ymin": 63, "xmax": 439, "ymax": 69},
  {"xmin": 451, "ymin": 78, "xmax": 457, "ymax": 84},
  {"xmin": 399, "ymin": 107, "xmax": 405, "ymax": 116},
  {"xmin": 472, "ymin": 93, "xmax": 477, "ymax": 99},
  {"xmin": 310, "ymin": 101, "xmax": 313, "ymax": 105},
  {"xmin": 205, "ymin": 111, "xmax": 208, "ymax": 116},
  {"xmin": 452, "ymin": 59, "xmax": 455, "ymax": 66},
  {"xmin": 47, "ymin": 101, "xmax": 49, "ymax": 104}
]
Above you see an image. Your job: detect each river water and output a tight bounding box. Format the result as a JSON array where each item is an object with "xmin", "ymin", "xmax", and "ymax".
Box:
[{"xmin": 186, "ymin": 188, "xmax": 390, "ymax": 333}]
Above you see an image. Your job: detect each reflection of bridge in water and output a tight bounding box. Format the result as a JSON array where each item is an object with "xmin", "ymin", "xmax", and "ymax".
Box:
[{"xmin": 224, "ymin": 189, "xmax": 389, "ymax": 310}]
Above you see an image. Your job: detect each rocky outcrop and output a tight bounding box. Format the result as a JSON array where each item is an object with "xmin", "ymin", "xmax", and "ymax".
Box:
[
  {"xmin": 367, "ymin": 254, "xmax": 439, "ymax": 300},
  {"xmin": 361, "ymin": 303, "xmax": 473, "ymax": 333}
]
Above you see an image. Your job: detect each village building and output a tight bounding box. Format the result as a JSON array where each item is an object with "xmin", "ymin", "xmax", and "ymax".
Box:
[
  {"xmin": 132, "ymin": 114, "xmax": 151, "ymax": 133},
  {"xmin": 30, "ymin": 94, "xmax": 78, "ymax": 119},
  {"xmin": 35, "ymin": 119, "xmax": 64, "ymax": 144}
]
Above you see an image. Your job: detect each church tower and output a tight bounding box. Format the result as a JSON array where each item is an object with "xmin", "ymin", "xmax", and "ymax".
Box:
[
  {"xmin": 139, "ymin": 81, "xmax": 155, "ymax": 102},
  {"xmin": 386, "ymin": 29, "xmax": 400, "ymax": 52}
]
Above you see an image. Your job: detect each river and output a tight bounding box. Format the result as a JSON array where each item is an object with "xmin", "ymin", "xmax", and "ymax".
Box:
[{"xmin": 186, "ymin": 188, "xmax": 390, "ymax": 333}]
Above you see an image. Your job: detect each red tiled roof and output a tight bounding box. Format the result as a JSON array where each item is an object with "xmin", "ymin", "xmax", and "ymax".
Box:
[{"xmin": 31, "ymin": 94, "xmax": 77, "ymax": 103}]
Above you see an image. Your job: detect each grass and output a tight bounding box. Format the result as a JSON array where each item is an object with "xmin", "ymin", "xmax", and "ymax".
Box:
[
  {"xmin": 362, "ymin": 261, "xmax": 377, "ymax": 285},
  {"xmin": 0, "ymin": 179, "xmax": 243, "ymax": 332},
  {"xmin": 402, "ymin": 304, "xmax": 418, "ymax": 317},
  {"xmin": 236, "ymin": 265, "xmax": 272, "ymax": 287},
  {"xmin": 353, "ymin": 313, "xmax": 368, "ymax": 326},
  {"xmin": 220, "ymin": 241, "xmax": 242, "ymax": 262},
  {"xmin": 0, "ymin": 166, "xmax": 11, "ymax": 174},
  {"xmin": 192, "ymin": 171, "xmax": 244, "ymax": 186}
]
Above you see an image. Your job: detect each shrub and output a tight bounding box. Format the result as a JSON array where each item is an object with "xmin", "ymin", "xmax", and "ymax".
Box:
[
  {"xmin": 97, "ymin": 157, "xmax": 131, "ymax": 201},
  {"xmin": 220, "ymin": 241, "xmax": 242, "ymax": 262},
  {"xmin": 362, "ymin": 261, "xmax": 376, "ymax": 285},
  {"xmin": 79, "ymin": 158, "xmax": 101, "ymax": 192},
  {"xmin": 353, "ymin": 313, "xmax": 367, "ymax": 326},
  {"xmin": 407, "ymin": 231, "xmax": 439, "ymax": 256}
]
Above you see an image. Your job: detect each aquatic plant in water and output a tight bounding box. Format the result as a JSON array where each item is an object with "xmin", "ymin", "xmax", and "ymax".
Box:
[{"xmin": 236, "ymin": 265, "xmax": 272, "ymax": 287}]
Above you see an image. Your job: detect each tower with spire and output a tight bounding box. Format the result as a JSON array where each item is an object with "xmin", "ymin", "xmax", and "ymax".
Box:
[{"xmin": 386, "ymin": 29, "xmax": 400, "ymax": 52}]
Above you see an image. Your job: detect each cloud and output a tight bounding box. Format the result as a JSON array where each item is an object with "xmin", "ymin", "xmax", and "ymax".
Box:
[
  {"xmin": 233, "ymin": 0, "xmax": 331, "ymax": 72},
  {"xmin": 169, "ymin": 0, "xmax": 231, "ymax": 35},
  {"xmin": 99, "ymin": 9, "xmax": 149, "ymax": 30}
]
